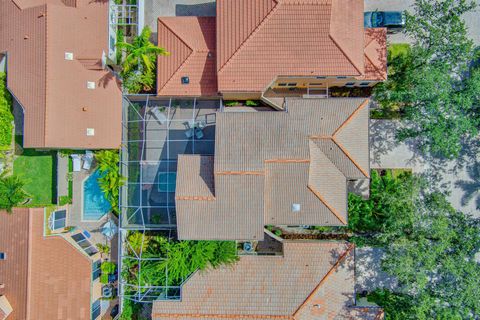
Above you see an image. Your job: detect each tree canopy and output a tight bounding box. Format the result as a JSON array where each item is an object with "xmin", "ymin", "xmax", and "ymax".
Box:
[
  {"xmin": 351, "ymin": 170, "xmax": 480, "ymax": 318},
  {"xmin": 373, "ymin": 0, "xmax": 480, "ymax": 158},
  {"xmin": 0, "ymin": 173, "xmax": 29, "ymax": 212}
]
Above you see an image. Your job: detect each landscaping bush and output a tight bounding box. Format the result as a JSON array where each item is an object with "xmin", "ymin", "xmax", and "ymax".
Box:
[
  {"xmin": 101, "ymin": 261, "xmax": 116, "ymax": 274},
  {"xmin": 58, "ymin": 195, "xmax": 72, "ymax": 206},
  {"xmin": 95, "ymin": 150, "xmax": 124, "ymax": 215},
  {"xmin": 0, "ymin": 72, "xmax": 13, "ymax": 150}
]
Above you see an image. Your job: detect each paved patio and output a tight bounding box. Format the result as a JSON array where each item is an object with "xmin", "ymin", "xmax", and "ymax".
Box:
[{"xmin": 370, "ymin": 119, "xmax": 480, "ymax": 217}]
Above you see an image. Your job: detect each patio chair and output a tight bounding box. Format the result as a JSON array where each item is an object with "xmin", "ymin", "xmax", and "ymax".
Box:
[
  {"xmin": 150, "ymin": 106, "xmax": 167, "ymax": 124},
  {"xmin": 196, "ymin": 120, "xmax": 206, "ymax": 130},
  {"xmin": 83, "ymin": 150, "xmax": 94, "ymax": 170},
  {"xmin": 194, "ymin": 128, "xmax": 204, "ymax": 139},
  {"xmin": 71, "ymin": 154, "xmax": 82, "ymax": 172},
  {"xmin": 185, "ymin": 128, "xmax": 194, "ymax": 139}
]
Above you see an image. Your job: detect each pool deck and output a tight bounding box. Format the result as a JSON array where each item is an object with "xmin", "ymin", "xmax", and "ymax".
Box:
[{"xmin": 71, "ymin": 167, "xmax": 109, "ymax": 245}]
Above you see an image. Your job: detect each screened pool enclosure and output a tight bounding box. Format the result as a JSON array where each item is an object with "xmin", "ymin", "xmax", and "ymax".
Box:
[{"xmin": 119, "ymin": 95, "xmax": 222, "ymax": 302}]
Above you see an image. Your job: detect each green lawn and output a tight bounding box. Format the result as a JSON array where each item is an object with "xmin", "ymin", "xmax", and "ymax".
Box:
[{"xmin": 13, "ymin": 148, "xmax": 55, "ymax": 206}]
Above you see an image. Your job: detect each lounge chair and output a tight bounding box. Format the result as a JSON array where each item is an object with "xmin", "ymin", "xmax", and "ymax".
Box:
[
  {"xmin": 150, "ymin": 107, "xmax": 167, "ymax": 124},
  {"xmin": 83, "ymin": 150, "xmax": 94, "ymax": 170},
  {"xmin": 71, "ymin": 154, "xmax": 82, "ymax": 172}
]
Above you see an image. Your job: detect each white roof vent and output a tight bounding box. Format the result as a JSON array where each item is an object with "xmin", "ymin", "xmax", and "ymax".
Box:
[
  {"xmin": 86, "ymin": 81, "xmax": 96, "ymax": 89},
  {"xmin": 86, "ymin": 128, "xmax": 95, "ymax": 136},
  {"xmin": 64, "ymin": 52, "xmax": 74, "ymax": 60},
  {"xmin": 292, "ymin": 203, "xmax": 301, "ymax": 212}
]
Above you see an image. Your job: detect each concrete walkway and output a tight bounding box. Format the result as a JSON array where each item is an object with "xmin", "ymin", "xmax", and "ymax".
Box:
[
  {"xmin": 57, "ymin": 153, "xmax": 69, "ymax": 200},
  {"xmin": 370, "ymin": 119, "xmax": 480, "ymax": 217}
]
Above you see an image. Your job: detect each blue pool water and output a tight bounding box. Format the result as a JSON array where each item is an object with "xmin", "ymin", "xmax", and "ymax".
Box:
[
  {"xmin": 157, "ymin": 172, "xmax": 177, "ymax": 192},
  {"xmin": 83, "ymin": 170, "xmax": 111, "ymax": 221}
]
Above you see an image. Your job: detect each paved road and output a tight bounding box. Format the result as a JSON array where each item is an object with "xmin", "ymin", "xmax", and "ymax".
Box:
[
  {"xmin": 370, "ymin": 119, "xmax": 480, "ymax": 218},
  {"xmin": 365, "ymin": 0, "xmax": 480, "ymax": 45}
]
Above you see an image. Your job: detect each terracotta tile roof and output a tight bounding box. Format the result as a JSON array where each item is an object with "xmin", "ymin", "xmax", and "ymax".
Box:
[
  {"xmin": 358, "ymin": 28, "xmax": 387, "ymax": 81},
  {"xmin": 0, "ymin": 0, "xmax": 122, "ymax": 149},
  {"xmin": 157, "ymin": 17, "xmax": 218, "ymax": 96},
  {"xmin": 175, "ymin": 98, "xmax": 369, "ymax": 240},
  {"xmin": 153, "ymin": 241, "xmax": 381, "ymax": 320},
  {"xmin": 0, "ymin": 208, "xmax": 93, "ymax": 320},
  {"xmin": 216, "ymin": 0, "xmax": 365, "ymax": 93},
  {"xmin": 0, "ymin": 209, "xmax": 30, "ymax": 320}
]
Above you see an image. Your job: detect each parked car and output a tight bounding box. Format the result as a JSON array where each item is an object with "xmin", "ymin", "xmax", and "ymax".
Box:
[{"xmin": 364, "ymin": 11, "xmax": 406, "ymax": 33}]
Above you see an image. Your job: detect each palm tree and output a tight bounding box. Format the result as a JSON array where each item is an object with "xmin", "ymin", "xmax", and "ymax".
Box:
[
  {"xmin": 0, "ymin": 174, "xmax": 29, "ymax": 213},
  {"xmin": 116, "ymin": 26, "xmax": 169, "ymax": 74}
]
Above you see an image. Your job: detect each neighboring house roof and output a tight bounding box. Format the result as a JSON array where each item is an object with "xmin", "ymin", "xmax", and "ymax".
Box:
[
  {"xmin": 175, "ymin": 98, "xmax": 370, "ymax": 240},
  {"xmin": 0, "ymin": 208, "xmax": 93, "ymax": 320},
  {"xmin": 157, "ymin": 17, "xmax": 218, "ymax": 96},
  {"xmin": 216, "ymin": 0, "xmax": 366, "ymax": 93},
  {"xmin": 152, "ymin": 241, "xmax": 383, "ymax": 319},
  {"xmin": 0, "ymin": 0, "xmax": 122, "ymax": 149}
]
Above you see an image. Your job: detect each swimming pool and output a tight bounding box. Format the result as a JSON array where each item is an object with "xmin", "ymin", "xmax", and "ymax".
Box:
[
  {"xmin": 83, "ymin": 169, "xmax": 111, "ymax": 221},
  {"xmin": 157, "ymin": 172, "xmax": 176, "ymax": 192}
]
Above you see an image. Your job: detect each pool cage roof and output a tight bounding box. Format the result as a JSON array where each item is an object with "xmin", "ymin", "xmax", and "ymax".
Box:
[{"xmin": 119, "ymin": 95, "xmax": 222, "ymax": 303}]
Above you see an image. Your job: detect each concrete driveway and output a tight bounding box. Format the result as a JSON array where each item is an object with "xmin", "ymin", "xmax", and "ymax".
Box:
[
  {"xmin": 370, "ymin": 119, "xmax": 480, "ymax": 217},
  {"xmin": 364, "ymin": 0, "xmax": 480, "ymax": 45}
]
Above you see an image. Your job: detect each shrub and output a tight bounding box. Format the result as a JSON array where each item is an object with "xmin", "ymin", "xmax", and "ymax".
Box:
[
  {"xmin": 95, "ymin": 150, "xmax": 124, "ymax": 215},
  {"xmin": 224, "ymin": 101, "xmax": 240, "ymax": 107},
  {"xmin": 100, "ymin": 273, "xmax": 109, "ymax": 284},
  {"xmin": 101, "ymin": 261, "xmax": 116, "ymax": 274},
  {"xmin": 245, "ymin": 100, "xmax": 259, "ymax": 106},
  {"xmin": 58, "ymin": 195, "xmax": 72, "ymax": 206},
  {"xmin": 0, "ymin": 72, "xmax": 13, "ymax": 150}
]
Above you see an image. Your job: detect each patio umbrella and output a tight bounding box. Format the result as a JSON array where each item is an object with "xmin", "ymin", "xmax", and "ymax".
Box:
[{"xmin": 101, "ymin": 220, "xmax": 118, "ymax": 239}]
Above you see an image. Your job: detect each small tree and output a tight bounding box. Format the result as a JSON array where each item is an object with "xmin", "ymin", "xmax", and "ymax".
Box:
[
  {"xmin": 0, "ymin": 174, "xmax": 29, "ymax": 213},
  {"xmin": 95, "ymin": 150, "xmax": 124, "ymax": 215},
  {"xmin": 117, "ymin": 26, "xmax": 169, "ymax": 93}
]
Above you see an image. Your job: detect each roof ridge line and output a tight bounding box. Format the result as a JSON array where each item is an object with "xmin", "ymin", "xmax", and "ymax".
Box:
[
  {"xmin": 158, "ymin": 51, "xmax": 195, "ymax": 91},
  {"xmin": 328, "ymin": 33, "xmax": 363, "ymax": 76},
  {"xmin": 332, "ymin": 99, "xmax": 369, "ymax": 136},
  {"xmin": 292, "ymin": 243, "xmax": 355, "ymax": 318},
  {"xmin": 218, "ymin": 0, "xmax": 279, "ymax": 72},
  {"xmin": 307, "ymin": 184, "xmax": 347, "ymax": 225},
  {"xmin": 364, "ymin": 53, "xmax": 387, "ymax": 81},
  {"xmin": 157, "ymin": 18, "xmax": 194, "ymax": 91},
  {"xmin": 309, "ymin": 137, "xmax": 349, "ymax": 178},
  {"xmin": 331, "ymin": 137, "xmax": 370, "ymax": 178}
]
